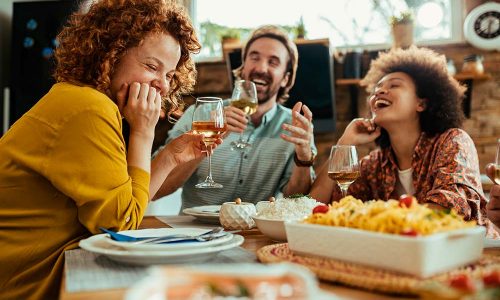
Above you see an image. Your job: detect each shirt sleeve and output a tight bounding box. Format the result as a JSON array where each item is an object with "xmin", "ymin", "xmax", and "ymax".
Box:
[
  {"xmin": 42, "ymin": 107, "xmax": 149, "ymax": 234},
  {"xmin": 425, "ymin": 129, "xmax": 485, "ymax": 221},
  {"xmin": 276, "ymin": 153, "xmax": 295, "ymax": 197}
]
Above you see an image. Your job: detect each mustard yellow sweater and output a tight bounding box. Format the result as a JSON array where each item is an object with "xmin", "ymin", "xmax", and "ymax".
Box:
[{"xmin": 0, "ymin": 83, "xmax": 150, "ymax": 300}]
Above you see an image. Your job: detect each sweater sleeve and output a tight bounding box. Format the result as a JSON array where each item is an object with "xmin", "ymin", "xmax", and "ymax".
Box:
[{"xmin": 42, "ymin": 106, "xmax": 149, "ymax": 234}]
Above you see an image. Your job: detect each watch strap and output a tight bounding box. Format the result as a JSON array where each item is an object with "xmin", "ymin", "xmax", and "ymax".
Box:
[{"xmin": 293, "ymin": 151, "xmax": 315, "ymax": 167}]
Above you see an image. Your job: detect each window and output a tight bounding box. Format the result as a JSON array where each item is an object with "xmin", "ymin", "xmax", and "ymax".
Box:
[{"xmin": 189, "ymin": 0, "xmax": 462, "ymax": 60}]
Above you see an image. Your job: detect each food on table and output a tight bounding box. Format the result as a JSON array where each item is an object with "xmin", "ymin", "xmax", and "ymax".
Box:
[
  {"xmin": 312, "ymin": 204, "xmax": 329, "ymax": 214},
  {"xmin": 419, "ymin": 271, "xmax": 500, "ymax": 300},
  {"xmin": 128, "ymin": 264, "xmax": 318, "ymax": 299},
  {"xmin": 257, "ymin": 195, "xmax": 320, "ymax": 220},
  {"xmin": 303, "ymin": 196, "xmax": 476, "ymax": 236}
]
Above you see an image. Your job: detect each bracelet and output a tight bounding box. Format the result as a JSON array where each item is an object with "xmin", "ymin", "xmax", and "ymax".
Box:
[{"xmin": 293, "ymin": 152, "xmax": 315, "ymax": 167}]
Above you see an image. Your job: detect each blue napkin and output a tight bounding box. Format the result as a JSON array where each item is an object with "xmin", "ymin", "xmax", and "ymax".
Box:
[
  {"xmin": 99, "ymin": 227, "xmax": 145, "ymax": 242},
  {"xmin": 99, "ymin": 227, "xmax": 201, "ymax": 244}
]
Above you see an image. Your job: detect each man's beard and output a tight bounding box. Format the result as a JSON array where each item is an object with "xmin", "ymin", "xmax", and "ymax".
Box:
[
  {"xmin": 246, "ymin": 71, "xmax": 282, "ymax": 105},
  {"xmin": 257, "ymin": 84, "xmax": 281, "ymax": 104}
]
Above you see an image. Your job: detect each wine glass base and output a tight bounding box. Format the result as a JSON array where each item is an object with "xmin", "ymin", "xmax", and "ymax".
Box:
[
  {"xmin": 230, "ymin": 141, "xmax": 252, "ymax": 151},
  {"xmin": 195, "ymin": 181, "xmax": 223, "ymax": 189}
]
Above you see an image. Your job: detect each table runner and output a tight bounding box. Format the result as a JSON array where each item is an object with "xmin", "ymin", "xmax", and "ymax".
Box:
[{"xmin": 65, "ymin": 246, "xmax": 256, "ymax": 292}]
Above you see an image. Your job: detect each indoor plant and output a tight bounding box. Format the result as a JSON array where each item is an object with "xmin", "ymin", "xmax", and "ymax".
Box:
[{"xmin": 390, "ymin": 11, "xmax": 414, "ymax": 49}]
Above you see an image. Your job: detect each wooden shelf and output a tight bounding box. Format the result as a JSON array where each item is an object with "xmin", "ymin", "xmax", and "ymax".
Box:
[
  {"xmin": 335, "ymin": 78, "xmax": 361, "ymax": 86},
  {"xmin": 453, "ymin": 73, "xmax": 492, "ymax": 81},
  {"xmin": 335, "ymin": 73, "xmax": 492, "ymax": 86}
]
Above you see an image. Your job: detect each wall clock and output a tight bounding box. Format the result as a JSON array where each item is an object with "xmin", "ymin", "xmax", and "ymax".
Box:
[{"xmin": 463, "ymin": 2, "xmax": 500, "ymax": 50}]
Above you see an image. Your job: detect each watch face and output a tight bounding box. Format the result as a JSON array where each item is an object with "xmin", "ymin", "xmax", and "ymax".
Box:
[{"xmin": 474, "ymin": 11, "xmax": 500, "ymax": 39}]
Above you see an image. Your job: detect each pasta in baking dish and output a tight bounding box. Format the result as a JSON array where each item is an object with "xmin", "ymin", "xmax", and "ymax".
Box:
[{"xmin": 303, "ymin": 196, "xmax": 476, "ymax": 236}]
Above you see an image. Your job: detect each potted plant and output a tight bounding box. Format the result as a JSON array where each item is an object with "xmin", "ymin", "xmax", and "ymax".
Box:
[
  {"xmin": 221, "ymin": 29, "xmax": 241, "ymax": 60},
  {"xmin": 295, "ymin": 16, "xmax": 307, "ymax": 39},
  {"xmin": 390, "ymin": 11, "xmax": 414, "ymax": 49},
  {"xmin": 221, "ymin": 29, "xmax": 241, "ymax": 45}
]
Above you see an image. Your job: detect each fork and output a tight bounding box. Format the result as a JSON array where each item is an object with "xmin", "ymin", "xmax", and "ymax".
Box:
[{"xmin": 130, "ymin": 227, "xmax": 225, "ymax": 245}]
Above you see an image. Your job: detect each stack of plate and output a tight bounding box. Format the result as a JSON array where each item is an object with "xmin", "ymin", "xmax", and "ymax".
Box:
[
  {"xmin": 182, "ymin": 205, "xmax": 221, "ymax": 224},
  {"xmin": 79, "ymin": 228, "xmax": 243, "ymax": 265}
]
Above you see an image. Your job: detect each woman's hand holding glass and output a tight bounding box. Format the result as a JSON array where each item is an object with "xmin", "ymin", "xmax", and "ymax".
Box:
[{"xmin": 165, "ymin": 133, "xmax": 222, "ymax": 166}]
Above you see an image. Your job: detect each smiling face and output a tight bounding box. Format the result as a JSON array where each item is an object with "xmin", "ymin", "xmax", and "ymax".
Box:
[
  {"xmin": 369, "ymin": 72, "xmax": 426, "ymax": 128},
  {"xmin": 240, "ymin": 37, "xmax": 290, "ymax": 105},
  {"xmin": 109, "ymin": 32, "xmax": 181, "ymax": 104}
]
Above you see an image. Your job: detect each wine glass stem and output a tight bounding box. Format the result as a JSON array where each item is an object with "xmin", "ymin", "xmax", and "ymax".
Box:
[
  {"xmin": 339, "ymin": 185, "xmax": 349, "ymax": 198},
  {"xmin": 239, "ymin": 115, "xmax": 249, "ymax": 143},
  {"xmin": 206, "ymin": 145, "xmax": 214, "ymax": 183}
]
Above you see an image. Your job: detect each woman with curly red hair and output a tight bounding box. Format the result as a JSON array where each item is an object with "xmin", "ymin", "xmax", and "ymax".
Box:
[
  {"xmin": 0, "ymin": 1, "xmax": 216, "ymax": 299},
  {"xmin": 311, "ymin": 46, "xmax": 497, "ymax": 237}
]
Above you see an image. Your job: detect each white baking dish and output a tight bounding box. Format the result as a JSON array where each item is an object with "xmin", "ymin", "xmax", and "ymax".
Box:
[{"xmin": 285, "ymin": 221, "xmax": 485, "ymax": 278}]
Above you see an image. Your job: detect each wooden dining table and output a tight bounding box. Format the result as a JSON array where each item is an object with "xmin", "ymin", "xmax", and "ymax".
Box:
[{"xmin": 59, "ymin": 216, "xmax": 499, "ymax": 300}]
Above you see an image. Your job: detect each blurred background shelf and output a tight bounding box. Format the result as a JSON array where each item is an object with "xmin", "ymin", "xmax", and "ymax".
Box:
[{"xmin": 335, "ymin": 73, "xmax": 492, "ymax": 86}]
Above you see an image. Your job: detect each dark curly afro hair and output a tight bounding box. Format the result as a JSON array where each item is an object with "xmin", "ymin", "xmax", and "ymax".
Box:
[{"xmin": 360, "ymin": 46, "xmax": 467, "ymax": 148}]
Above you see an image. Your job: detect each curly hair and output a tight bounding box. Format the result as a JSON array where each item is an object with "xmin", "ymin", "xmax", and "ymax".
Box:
[
  {"xmin": 360, "ymin": 46, "xmax": 466, "ymax": 148},
  {"xmin": 54, "ymin": 0, "xmax": 200, "ymax": 116},
  {"xmin": 232, "ymin": 25, "xmax": 298, "ymax": 104}
]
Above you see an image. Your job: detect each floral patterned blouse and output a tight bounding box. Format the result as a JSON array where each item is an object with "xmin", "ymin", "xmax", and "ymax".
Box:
[{"xmin": 332, "ymin": 128, "xmax": 497, "ymax": 237}]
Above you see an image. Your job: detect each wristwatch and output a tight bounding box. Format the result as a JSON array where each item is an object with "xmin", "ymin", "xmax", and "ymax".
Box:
[{"xmin": 293, "ymin": 148, "xmax": 317, "ymax": 167}]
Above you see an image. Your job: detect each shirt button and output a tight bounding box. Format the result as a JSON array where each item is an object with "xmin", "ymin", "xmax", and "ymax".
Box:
[
  {"xmin": 239, "ymin": 179, "xmax": 243, "ymax": 184},
  {"xmin": 125, "ymin": 216, "xmax": 130, "ymax": 223}
]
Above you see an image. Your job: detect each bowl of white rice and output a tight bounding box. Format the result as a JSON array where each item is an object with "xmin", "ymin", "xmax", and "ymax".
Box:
[{"xmin": 252, "ymin": 196, "xmax": 320, "ymax": 241}]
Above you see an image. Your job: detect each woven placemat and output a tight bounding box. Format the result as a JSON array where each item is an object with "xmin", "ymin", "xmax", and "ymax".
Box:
[{"xmin": 257, "ymin": 243, "xmax": 500, "ymax": 295}]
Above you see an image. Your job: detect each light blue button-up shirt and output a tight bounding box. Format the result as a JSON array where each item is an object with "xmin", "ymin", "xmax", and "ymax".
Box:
[{"xmin": 163, "ymin": 103, "xmax": 316, "ymax": 210}]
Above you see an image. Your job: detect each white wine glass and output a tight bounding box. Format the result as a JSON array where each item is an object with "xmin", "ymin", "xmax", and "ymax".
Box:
[
  {"xmin": 230, "ymin": 80, "xmax": 258, "ymax": 151},
  {"xmin": 328, "ymin": 145, "xmax": 360, "ymax": 198},
  {"xmin": 191, "ymin": 97, "xmax": 227, "ymax": 188}
]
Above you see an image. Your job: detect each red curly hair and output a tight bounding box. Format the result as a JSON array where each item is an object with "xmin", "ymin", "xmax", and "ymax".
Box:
[{"xmin": 54, "ymin": 0, "xmax": 200, "ymax": 115}]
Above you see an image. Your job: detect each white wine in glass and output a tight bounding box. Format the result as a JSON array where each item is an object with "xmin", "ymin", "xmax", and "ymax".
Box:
[
  {"xmin": 192, "ymin": 97, "xmax": 226, "ymax": 188},
  {"xmin": 230, "ymin": 80, "xmax": 258, "ymax": 150},
  {"xmin": 328, "ymin": 145, "xmax": 360, "ymax": 198}
]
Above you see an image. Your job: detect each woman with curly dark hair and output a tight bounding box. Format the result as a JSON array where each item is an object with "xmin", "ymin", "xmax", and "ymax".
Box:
[
  {"xmin": 311, "ymin": 46, "xmax": 497, "ymax": 237},
  {"xmin": 0, "ymin": 1, "xmax": 218, "ymax": 299}
]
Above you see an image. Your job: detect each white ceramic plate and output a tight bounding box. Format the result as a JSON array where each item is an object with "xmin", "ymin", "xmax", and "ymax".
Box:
[
  {"xmin": 103, "ymin": 228, "xmax": 233, "ymax": 251},
  {"xmin": 79, "ymin": 233, "xmax": 244, "ymax": 265},
  {"xmin": 183, "ymin": 205, "xmax": 221, "ymax": 224}
]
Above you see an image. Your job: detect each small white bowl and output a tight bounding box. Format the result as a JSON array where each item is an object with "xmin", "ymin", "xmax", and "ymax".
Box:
[{"xmin": 252, "ymin": 215, "xmax": 287, "ymax": 242}]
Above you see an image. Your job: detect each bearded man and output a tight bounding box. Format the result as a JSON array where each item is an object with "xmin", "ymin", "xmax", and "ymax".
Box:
[{"xmin": 153, "ymin": 25, "xmax": 316, "ymax": 209}]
